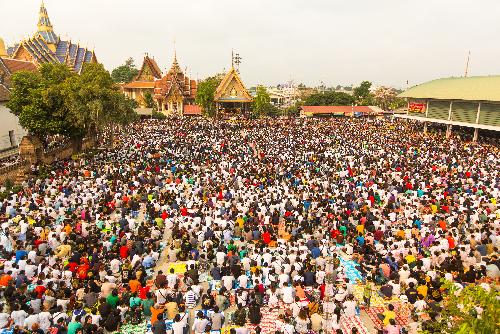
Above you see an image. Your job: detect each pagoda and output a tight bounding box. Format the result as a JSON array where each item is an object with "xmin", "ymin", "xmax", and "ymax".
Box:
[
  {"xmin": 6, "ymin": 1, "xmax": 97, "ymax": 73},
  {"xmin": 122, "ymin": 55, "xmax": 162, "ymax": 108},
  {"xmin": 154, "ymin": 52, "xmax": 198, "ymax": 116},
  {"xmin": 214, "ymin": 54, "xmax": 253, "ymax": 118}
]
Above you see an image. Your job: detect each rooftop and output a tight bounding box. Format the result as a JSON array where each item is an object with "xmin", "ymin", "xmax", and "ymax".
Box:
[
  {"xmin": 398, "ymin": 75, "xmax": 500, "ymax": 102},
  {"xmin": 301, "ymin": 105, "xmax": 381, "ymax": 114}
]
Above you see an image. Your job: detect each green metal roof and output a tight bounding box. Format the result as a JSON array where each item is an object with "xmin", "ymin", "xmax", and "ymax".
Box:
[{"xmin": 398, "ymin": 76, "xmax": 500, "ymax": 102}]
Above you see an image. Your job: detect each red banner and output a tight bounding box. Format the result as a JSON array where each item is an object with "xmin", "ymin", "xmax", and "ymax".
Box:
[{"xmin": 409, "ymin": 102, "xmax": 426, "ymax": 113}]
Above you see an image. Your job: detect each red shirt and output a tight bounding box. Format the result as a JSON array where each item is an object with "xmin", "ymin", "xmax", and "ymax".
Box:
[
  {"xmin": 67, "ymin": 262, "xmax": 78, "ymax": 273},
  {"xmin": 262, "ymin": 232, "xmax": 271, "ymax": 244},
  {"xmin": 180, "ymin": 207, "xmax": 188, "ymax": 217},
  {"xmin": 77, "ymin": 264, "xmax": 89, "ymax": 280},
  {"xmin": 34, "ymin": 285, "xmax": 46, "ymax": 298},
  {"xmin": 331, "ymin": 229, "xmax": 340, "ymax": 239},
  {"xmin": 374, "ymin": 230, "xmax": 384, "ymax": 241},
  {"xmin": 138, "ymin": 285, "xmax": 150, "ymax": 299},
  {"xmin": 447, "ymin": 236, "xmax": 455, "ymax": 249},
  {"xmin": 119, "ymin": 245, "xmax": 129, "ymax": 259}
]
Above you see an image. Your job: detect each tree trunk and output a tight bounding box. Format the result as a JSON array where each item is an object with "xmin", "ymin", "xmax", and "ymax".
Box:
[
  {"xmin": 108, "ymin": 124, "xmax": 115, "ymax": 149},
  {"xmin": 71, "ymin": 137, "xmax": 83, "ymax": 153}
]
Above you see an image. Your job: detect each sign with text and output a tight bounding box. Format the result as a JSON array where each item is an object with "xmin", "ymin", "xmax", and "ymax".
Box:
[{"xmin": 409, "ymin": 102, "xmax": 426, "ymax": 113}]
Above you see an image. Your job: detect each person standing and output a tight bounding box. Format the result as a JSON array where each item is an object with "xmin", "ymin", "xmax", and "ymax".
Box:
[
  {"xmin": 152, "ymin": 312, "xmax": 167, "ymax": 334},
  {"xmin": 363, "ymin": 278, "xmax": 373, "ymax": 307}
]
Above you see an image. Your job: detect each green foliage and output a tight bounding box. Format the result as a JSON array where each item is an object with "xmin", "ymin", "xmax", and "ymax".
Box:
[
  {"xmin": 283, "ymin": 102, "xmax": 302, "ymax": 117},
  {"xmin": 111, "ymin": 57, "xmax": 139, "ymax": 83},
  {"xmin": 304, "ymin": 91, "xmax": 355, "ymax": 106},
  {"xmin": 66, "ymin": 63, "xmax": 137, "ymax": 139},
  {"xmin": 144, "ymin": 91, "xmax": 155, "ymax": 109},
  {"xmin": 373, "ymin": 86, "xmax": 406, "ymax": 110},
  {"xmin": 152, "ymin": 111, "xmax": 167, "ymax": 120},
  {"xmin": 252, "ymin": 86, "xmax": 273, "ymax": 118},
  {"xmin": 195, "ymin": 74, "xmax": 223, "ymax": 117},
  {"xmin": 7, "ymin": 63, "xmax": 80, "ymax": 142},
  {"xmin": 353, "ymin": 81, "xmax": 373, "ymax": 105},
  {"xmin": 7, "ymin": 63, "xmax": 137, "ymax": 146},
  {"xmin": 420, "ymin": 281, "xmax": 500, "ymax": 334}
]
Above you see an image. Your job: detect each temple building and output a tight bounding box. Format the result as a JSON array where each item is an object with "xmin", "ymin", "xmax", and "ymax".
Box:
[
  {"xmin": 214, "ymin": 65, "xmax": 253, "ymax": 117},
  {"xmin": 122, "ymin": 55, "xmax": 162, "ymax": 108},
  {"xmin": 5, "ymin": 2, "xmax": 97, "ymax": 73},
  {"xmin": 154, "ymin": 53, "xmax": 198, "ymax": 116}
]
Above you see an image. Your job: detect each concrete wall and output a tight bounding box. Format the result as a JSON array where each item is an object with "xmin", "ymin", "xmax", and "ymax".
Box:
[
  {"xmin": 0, "ymin": 103, "xmax": 27, "ymax": 150},
  {"xmin": 0, "ymin": 137, "xmax": 95, "ymax": 185}
]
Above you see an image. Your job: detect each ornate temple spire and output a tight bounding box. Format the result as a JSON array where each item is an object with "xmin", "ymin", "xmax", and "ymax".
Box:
[
  {"xmin": 35, "ymin": 1, "xmax": 59, "ymax": 45},
  {"xmin": 170, "ymin": 48, "xmax": 181, "ymax": 74}
]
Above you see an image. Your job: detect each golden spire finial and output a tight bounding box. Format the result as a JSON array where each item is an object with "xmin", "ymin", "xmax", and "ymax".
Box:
[{"xmin": 173, "ymin": 38, "xmax": 177, "ymax": 63}]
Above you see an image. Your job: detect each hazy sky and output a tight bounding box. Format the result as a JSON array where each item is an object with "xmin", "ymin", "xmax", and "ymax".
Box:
[{"xmin": 2, "ymin": 0, "xmax": 500, "ymax": 88}]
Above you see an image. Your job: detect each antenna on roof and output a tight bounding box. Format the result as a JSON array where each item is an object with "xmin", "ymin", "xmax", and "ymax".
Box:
[{"xmin": 464, "ymin": 51, "xmax": 471, "ymax": 77}]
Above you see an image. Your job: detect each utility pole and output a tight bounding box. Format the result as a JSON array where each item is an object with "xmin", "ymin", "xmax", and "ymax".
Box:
[{"xmin": 464, "ymin": 51, "xmax": 471, "ymax": 77}]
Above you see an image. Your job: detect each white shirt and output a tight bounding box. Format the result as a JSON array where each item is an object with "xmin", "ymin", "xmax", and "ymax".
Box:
[{"xmin": 11, "ymin": 310, "xmax": 28, "ymax": 327}]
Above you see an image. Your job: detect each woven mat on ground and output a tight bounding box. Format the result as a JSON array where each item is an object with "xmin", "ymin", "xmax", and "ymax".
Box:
[
  {"xmin": 365, "ymin": 305, "xmax": 411, "ymax": 328},
  {"xmin": 117, "ymin": 321, "xmax": 150, "ymax": 334},
  {"xmin": 394, "ymin": 303, "xmax": 411, "ymax": 326},
  {"xmin": 365, "ymin": 306, "xmax": 385, "ymax": 329},
  {"xmin": 340, "ymin": 315, "xmax": 370, "ymax": 334},
  {"xmin": 339, "ymin": 257, "xmax": 364, "ymax": 284},
  {"xmin": 167, "ymin": 261, "xmax": 187, "ymax": 274},
  {"xmin": 246, "ymin": 305, "xmax": 281, "ymax": 333}
]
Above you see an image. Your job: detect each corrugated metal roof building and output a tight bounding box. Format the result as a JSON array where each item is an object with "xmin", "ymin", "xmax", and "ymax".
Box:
[{"xmin": 397, "ymin": 76, "xmax": 500, "ymax": 140}]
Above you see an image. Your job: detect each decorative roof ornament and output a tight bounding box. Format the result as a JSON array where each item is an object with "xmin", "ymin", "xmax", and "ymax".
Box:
[
  {"xmin": 35, "ymin": 1, "xmax": 59, "ymax": 45},
  {"xmin": 0, "ymin": 38, "xmax": 8, "ymax": 58},
  {"xmin": 231, "ymin": 50, "xmax": 242, "ymax": 73}
]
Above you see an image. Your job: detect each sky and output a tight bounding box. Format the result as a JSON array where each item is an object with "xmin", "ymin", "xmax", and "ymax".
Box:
[{"xmin": 1, "ymin": 0, "xmax": 500, "ymax": 88}]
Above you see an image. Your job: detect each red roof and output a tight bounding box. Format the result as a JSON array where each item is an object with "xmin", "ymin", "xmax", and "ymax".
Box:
[
  {"xmin": 0, "ymin": 57, "xmax": 37, "ymax": 74},
  {"xmin": 301, "ymin": 106, "xmax": 376, "ymax": 114},
  {"xmin": 123, "ymin": 81, "xmax": 155, "ymax": 89},
  {"xmin": 183, "ymin": 105, "xmax": 202, "ymax": 115}
]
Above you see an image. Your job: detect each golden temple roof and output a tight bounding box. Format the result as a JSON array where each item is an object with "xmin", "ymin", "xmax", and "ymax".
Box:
[{"xmin": 214, "ymin": 66, "xmax": 253, "ymax": 103}]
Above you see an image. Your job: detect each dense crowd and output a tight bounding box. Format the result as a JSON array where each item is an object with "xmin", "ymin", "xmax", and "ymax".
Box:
[{"xmin": 0, "ymin": 117, "xmax": 498, "ymax": 334}]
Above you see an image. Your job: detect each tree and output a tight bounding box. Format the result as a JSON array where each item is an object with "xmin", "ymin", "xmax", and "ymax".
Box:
[
  {"xmin": 283, "ymin": 102, "xmax": 302, "ymax": 118},
  {"xmin": 420, "ymin": 281, "xmax": 499, "ymax": 334},
  {"xmin": 7, "ymin": 62, "xmax": 137, "ymax": 150},
  {"xmin": 353, "ymin": 81, "xmax": 373, "ymax": 105},
  {"xmin": 373, "ymin": 86, "xmax": 406, "ymax": 111},
  {"xmin": 304, "ymin": 91, "xmax": 355, "ymax": 106},
  {"xmin": 7, "ymin": 63, "xmax": 80, "ymax": 146},
  {"xmin": 252, "ymin": 86, "xmax": 273, "ymax": 118},
  {"xmin": 67, "ymin": 63, "xmax": 137, "ymax": 147},
  {"xmin": 143, "ymin": 91, "xmax": 156, "ymax": 109},
  {"xmin": 111, "ymin": 57, "xmax": 139, "ymax": 83},
  {"xmin": 195, "ymin": 74, "xmax": 223, "ymax": 117}
]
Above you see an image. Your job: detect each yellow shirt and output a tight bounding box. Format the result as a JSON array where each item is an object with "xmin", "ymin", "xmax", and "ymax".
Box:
[
  {"xmin": 356, "ymin": 224, "xmax": 364, "ymax": 234},
  {"xmin": 417, "ymin": 285, "xmax": 428, "ymax": 298},
  {"xmin": 405, "ymin": 254, "xmax": 416, "ymax": 264},
  {"xmin": 383, "ymin": 310, "xmax": 396, "ymax": 326}
]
